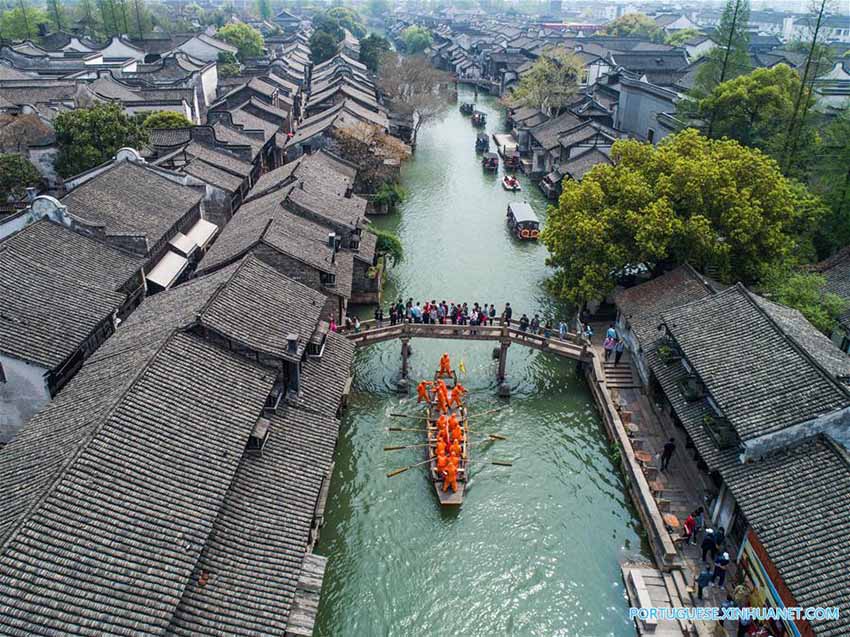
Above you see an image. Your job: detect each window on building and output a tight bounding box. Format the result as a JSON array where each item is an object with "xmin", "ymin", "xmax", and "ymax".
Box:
[
  {"xmin": 0, "ymin": 361, "xmax": 6, "ymax": 384},
  {"xmin": 647, "ymin": 128, "xmax": 656, "ymax": 144}
]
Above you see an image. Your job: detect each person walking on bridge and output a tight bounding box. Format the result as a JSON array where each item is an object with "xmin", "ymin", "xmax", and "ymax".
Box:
[{"xmin": 503, "ymin": 303, "xmax": 513, "ymax": 326}]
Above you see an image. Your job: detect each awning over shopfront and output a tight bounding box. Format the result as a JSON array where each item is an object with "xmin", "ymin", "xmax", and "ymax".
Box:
[
  {"xmin": 146, "ymin": 251, "xmax": 189, "ymax": 290},
  {"xmin": 184, "ymin": 218, "xmax": 218, "ymax": 251}
]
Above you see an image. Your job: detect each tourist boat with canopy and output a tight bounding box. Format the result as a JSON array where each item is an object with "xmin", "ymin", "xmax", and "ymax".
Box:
[
  {"xmin": 471, "ymin": 110, "xmax": 487, "ymax": 127},
  {"xmin": 460, "ymin": 103, "xmax": 474, "ymax": 115},
  {"xmin": 507, "ymin": 201, "xmax": 540, "ymax": 240},
  {"xmin": 502, "ymin": 175, "xmax": 521, "ymax": 191},
  {"xmin": 481, "ymin": 152, "xmax": 499, "ymax": 171},
  {"xmin": 475, "ymin": 132, "xmax": 490, "ymax": 152}
]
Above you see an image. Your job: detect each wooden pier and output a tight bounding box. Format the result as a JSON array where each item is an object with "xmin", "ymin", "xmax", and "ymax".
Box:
[{"xmin": 344, "ymin": 321, "xmax": 590, "ymax": 394}]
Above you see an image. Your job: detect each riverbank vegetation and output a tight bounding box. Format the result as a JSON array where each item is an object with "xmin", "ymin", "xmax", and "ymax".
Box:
[
  {"xmin": 369, "ymin": 227, "xmax": 404, "ymax": 266},
  {"xmin": 542, "ymin": 130, "xmax": 824, "ymax": 307}
]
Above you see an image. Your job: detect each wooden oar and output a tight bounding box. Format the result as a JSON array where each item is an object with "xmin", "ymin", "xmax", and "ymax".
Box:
[
  {"xmin": 386, "ymin": 457, "xmax": 434, "ymax": 478},
  {"xmin": 467, "ymin": 406, "xmax": 510, "ymax": 418},
  {"xmin": 389, "ymin": 412, "xmax": 429, "ymax": 420},
  {"xmin": 386, "ymin": 427, "xmax": 507, "ymax": 441},
  {"xmin": 384, "ymin": 436, "xmax": 502, "ymax": 451},
  {"xmin": 465, "ymin": 460, "xmax": 512, "ymax": 466}
]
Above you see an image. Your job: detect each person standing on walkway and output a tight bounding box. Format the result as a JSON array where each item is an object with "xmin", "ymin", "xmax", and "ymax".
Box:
[
  {"xmin": 682, "ymin": 511, "xmax": 697, "ymax": 544},
  {"xmin": 712, "ymin": 552, "xmax": 730, "ymax": 588},
  {"xmin": 714, "ymin": 526, "xmax": 726, "ymax": 556},
  {"xmin": 504, "ymin": 302, "xmax": 513, "ymax": 326},
  {"xmin": 606, "ymin": 323, "xmax": 617, "ymax": 340},
  {"xmin": 660, "ymin": 437, "xmax": 676, "ymax": 471},
  {"xmin": 701, "ymin": 528, "xmax": 716, "ymax": 562},
  {"xmin": 375, "ymin": 306, "xmax": 383, "ymax": 327},
  {"xmin": 614, "ymin": 338, "xmax": 626, "ymax": 365},
  {"xmin": 558, "ymin": 320, "xmax": 567, "ymax": 340},
  {"xmin": 489, "ymin": 304, "xmax": 496, "ymax": 325},
  {"xmin": 696, "ymin": 565, "xmax": 713, "ymax": 601},
  {"xmin": 519, "ymin": 314, "xmax": 530, "ymax": 332},
  {"xmin": 530, "ymin": 314, "xmax": 540, "ymax": 334},
  {"xmin": 603, "ymin": 335, "xmax": 615, "ymax": 361}
]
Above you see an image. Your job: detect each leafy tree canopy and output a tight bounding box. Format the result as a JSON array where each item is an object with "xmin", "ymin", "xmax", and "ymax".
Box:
[
  {"xmin": 326, "ymin": 6, "xmax": 366, "ymax": 38},
  {"xmin": 256, "ymin": 0, "xmax": 271, "ymax": 20},
  {"xmin": 762, "ymin": 270, "xmax": 847, "ymax": 335},
  {"xmin": 0, "ymin": 5, "xmax": 49, "ymax": 40},
  {"xmin": 690, "ymin": 0, "xmax": 750, "ymax": 97},
  {"xmin": 600, "ymin": 13, "xmax": 663, "ymax": 42},
  {"xmin": 54, "ymin": 103, "xmax": 149, "ymax": 178},
  {"xmin": 359, "ymin": 33, "xmax": 390, "ymax": 72},
  {"xmin": 310, "ymin": 30, "xmax": 339, "ymax": 64},
  {"xmin": 665, "ymin": 28, "xmax": 702, "ymax": 48},
  {"xmin": 696, "ymin": 64, "xmax": 802, "ymax": 159},
  {"xmin": 507, "ymin": 47, "xmax": 583, "ymax": 116},
  {"xmin": 216, "ymin": 23, "xmax": 264, "ymax": 61},
  {"xmin": 143, "ymin": 111, "xmax": 193, "ymax": 129},
  {"xmin": 312, "ymin": 12, "xmax": 344, "ymax": 42},
  {"xmin": 401, "ymin": 26, "xmax": 432, "ymax": 54},
  {"xmin": 541, "ymin": 129, "xmax": 825, "ymax": 304},
  {"xmin": 810, "ymin": 109, "xmax": 850, "ymax": 258},
  {"xmin": 366, "ymin": 0, "xmax": 390, "ymax": 17},
  {"xmin": 369, "ymin": 227, "xmax": 404, "ymax": 266},
  {"xmin": 0, "ymin": 153, "xmax": 41, "ymax": 202}
]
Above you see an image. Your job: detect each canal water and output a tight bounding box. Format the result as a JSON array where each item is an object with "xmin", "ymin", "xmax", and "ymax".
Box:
[{"xmin": 315, "ymin": 88, "xmax": 645, "ymax": 637}]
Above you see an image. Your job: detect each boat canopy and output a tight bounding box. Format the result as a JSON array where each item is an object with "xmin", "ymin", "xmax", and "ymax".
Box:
[{"xmin": 508, "ymin": 202, "xmax": 539, "ymax": 224}]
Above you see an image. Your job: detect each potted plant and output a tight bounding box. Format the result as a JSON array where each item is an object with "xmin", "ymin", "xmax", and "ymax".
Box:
[{"xmin": 678, "ymin": 375, "xmax": 704, "ymax": 402}]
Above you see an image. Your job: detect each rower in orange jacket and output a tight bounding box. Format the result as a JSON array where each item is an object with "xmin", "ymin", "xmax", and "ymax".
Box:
[
  {"xmin": 437, "ymin": 392, "xmax": 449, "ymax": 414},
  {"xmin": 417, "ymin": 381, "xmax": 430, "ymax": 403},
  {"xmin": 450, "ymin": 425, "xmax": 463, "ymax": 443},
  {"xmin": 436, "ymin": 453, "xmax": 449, "ymax": 475},
  {"xmin": 439, "ymin": 353, "xmax": 452, "ymax": 377},
  {"xmin": 451, "ymin": 383, "xmax": 466, "ymax": 406},
  {"xmin": 435, "ymin": 439, "xmax": 447, "ymax": 456},
  {"xmin": 448, "ymin": 413, "xmax": 459, "ymax": 429},
  {"xmin": 449, "ymin": 439, "xmax": 462, "ymax": 457},
  {"xmin": 443, "ymin": 463, "xmax": 458, "ymax": 492}
]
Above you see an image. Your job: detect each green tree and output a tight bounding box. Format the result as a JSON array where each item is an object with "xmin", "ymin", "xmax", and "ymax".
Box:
[
  {"xmin": 54, "ymin": 103, "xmax": 149, "ymax": 178},
  {"xmin": 369, "ymin": 227, "xmax": 404, "ymax": 266},
  {"xmin": 75, "ymin": 0, "xmax": 100, "ymax": 38},
  {"xmin": 0, "ymin": 4, "xmax": 48, "ymax": 40},
  {"xmin": 366, "ymin": 0, "xmax": 389, "ymax": 17},
  {"xmin": 541, "ymin": 129, "xmax": 824, "ymax": 304},
  {"xmin": 665, "ymin": 28, "xmax": 702, "ymax": 48},
  {"xmin": 401, "ymin": 25, "xmax": 432, "ymax": 54},
  {"xmin": 217, "ymin": 50, "xmax": 241, "ymax": 78},
  {"xmin": 143, "ymin": 111, "xmax": 193, "ymax": 129},
  {"xmin": 310, "ymin": 30, "xmax": 339, "ymax": 64},
  {"xmin": 507, "ymin": 47, "xmax": 583, "ymax": 116},
  {"xmin": 326, "ymin": 6, "xmax": 365, "ymax": 38},
  {"xmin": 696, "ymin": 65, "xmax": 802, "ymax": 158},
  {"xmin": 693, "ymin": 0, "xmax": 751, "ymax": 99},
  {"xmin": 811, "ymin": 110, "xmax": 850, "ymax": 257},
  {"xmin": 359, "ymin": 33, "xmax": 390, "ymax": 72},
  {"xmin": 762, "ymin": 270, "xmax": 846, "ymax": 334},
  {"xmin": 600, "ymin": 13, "xmax": 663, "ymax": 42},
  {"xmin": 256, "ymin": 0, "xmax": 271, "ymax": 20},
  {"xmin": 47, "ymin": 0, "xmax": 66, "ymax": 31},
  {"xmin": 0, "ymin": 153, "xmax": 41, "ymax": 202},
  {"xmin": 216, "ymin": 23, "xmax": 264, "ymax": 61},
  {"xmin": 312, "ymin": 12, "xmax": 344, "ymax": 42},
  {"xmin": 129, "ymin": 0, "xmax": 151, "ymax": 39}
]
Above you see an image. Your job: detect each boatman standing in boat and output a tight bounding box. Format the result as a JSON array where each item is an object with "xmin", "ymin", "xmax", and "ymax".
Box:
[
  {"xmin": 439, "ymin": 353, "xmax": 452, "ymax": 377},
  {"xmin": 417, "ymin": 380, "xmax": 432, "ymax": 403},
  {"xmin": 443, "ymin": 460, "xmax": 459, "ymax": 493}
]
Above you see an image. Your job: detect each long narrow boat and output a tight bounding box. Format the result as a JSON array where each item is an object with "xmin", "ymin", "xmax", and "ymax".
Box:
[{"xmin": 425, "ymin": 371, "xmax": 468, "ymax": 506}]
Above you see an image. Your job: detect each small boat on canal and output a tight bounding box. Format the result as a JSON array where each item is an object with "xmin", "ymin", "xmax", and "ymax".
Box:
[
  {"xmin": 502, "ymin": 175, "xmax": 521, "ymax": 191},
  {"xmin": 426, "ymin": 364, "xmax": 468, "ymax": 506},
  {"xmin": 471, "ymin": 110, "xmax": 486, "ymax": 127},
  {"xmin": 502, "ymin": 148, "xmax": 520, "ymax": 170},
  {"xmin": 460, "ymin": 103, "xmax": 474, "ymax": 115},
  {"xmin": 481, "ymin": 152, "xmax": 499, "ymax": 171},
  {"xmin": 507, "ymin": 202, "xmax": 540, "ymax": 241},
  {"xmin": 475, "ymin": 132, "xmax": 490, "ymax": 152}
]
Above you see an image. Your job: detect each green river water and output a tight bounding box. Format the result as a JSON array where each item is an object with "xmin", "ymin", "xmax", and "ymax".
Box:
[{"xmin": 315, "ymin": 88, "xmax": 645, "ymax": 637}]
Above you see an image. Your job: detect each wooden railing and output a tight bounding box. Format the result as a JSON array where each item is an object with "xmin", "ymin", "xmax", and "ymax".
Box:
[{"xmin": 341, "ymin": 320, "xmax": 592, "ymax": 361}]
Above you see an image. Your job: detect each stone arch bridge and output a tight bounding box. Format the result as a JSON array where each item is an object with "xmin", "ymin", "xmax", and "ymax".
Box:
[{"xmin": 343, "ymin": 321, "xmax": 592, "ymax": 395}]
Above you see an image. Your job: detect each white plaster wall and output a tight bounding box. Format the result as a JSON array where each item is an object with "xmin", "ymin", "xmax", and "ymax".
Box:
[{"xmin": 0, "ymin": 354, "xmax": 50, "ymax": 442}]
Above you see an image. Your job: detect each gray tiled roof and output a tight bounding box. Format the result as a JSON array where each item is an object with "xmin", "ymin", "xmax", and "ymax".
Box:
[
  {"xmin": 246, "ymin": 157, "xmax": 303, "ymax": 199},
  {"xmin": 719, "ymin": 436, "xmax": 850, "ymax": 637},
  {"xmin": 166, "ymin": 405, "xmax": 340, "ymax": 635},
  {"xmin": 295, "ymin": 331, "xmax": 355, "ymax": 417},
  {"xmin": 615, "ymin": 265, "xmax": 717, "ymax": 349},
  {"xmin": 0, "ymin": 247, "xmax": 127, "ymax": 368},
  {"xmin": 0, "ymin": 219, "xmax": 144, "ymax": 292},
  {"xmin": 186, "ymin": 141, "xmax": 253, "ymax": 178},
  {"xmin": 0, "ymin": 331, "xmax": 276, "ymax": 635},
  {"xmin": 181, "ymin": 156, "xmax": 244, "ymax": 192},
  {"xmin": 61, "ymin": 161, "xmax": 202, "ymax": 250},
  {"xmin": 662, "ymin": 284, "xmax": 850, "ymax": 440},
  {"xmin": 198, "ymin": 256, "xmax": 328, "ymax": 362}
]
